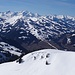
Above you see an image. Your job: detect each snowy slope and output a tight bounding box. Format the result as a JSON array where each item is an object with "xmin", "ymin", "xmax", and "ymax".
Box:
[
  {"xmin": 0, "ymin": 42, "xmax": 22, "ymax": 63},
  {"xmin": 0, "ymin": 49, "xmax": 75, "ymax": 75},
  {"xmin": 0, "ymin": 42, "xmax": 21, "ymax": 56}
]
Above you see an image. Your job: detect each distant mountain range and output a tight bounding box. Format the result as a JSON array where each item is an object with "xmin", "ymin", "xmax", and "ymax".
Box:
[{"xmin": 0, "ymin": 11, "xmax": 75, "ymax": 63}]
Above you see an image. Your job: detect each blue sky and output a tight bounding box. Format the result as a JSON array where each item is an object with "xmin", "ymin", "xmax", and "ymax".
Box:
[{"xmin": 0, "ymin": 0, "xmax": 75, "ymax": 16}]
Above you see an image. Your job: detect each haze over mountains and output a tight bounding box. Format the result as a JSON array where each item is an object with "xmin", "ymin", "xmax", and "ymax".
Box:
[{"xmin": 0, "ymin": 11, "xmax": 75, "ymax": 63}]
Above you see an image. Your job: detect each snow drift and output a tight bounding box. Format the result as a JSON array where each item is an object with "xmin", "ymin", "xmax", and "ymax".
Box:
[{"xmin": 0, "ymin": 49, "xmax": 75, "ymax": 75}]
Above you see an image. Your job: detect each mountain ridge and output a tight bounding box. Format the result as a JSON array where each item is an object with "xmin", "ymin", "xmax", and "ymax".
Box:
[{"xmin": 0, "ymin": 11, "xmax": 75, "ymax": 63}]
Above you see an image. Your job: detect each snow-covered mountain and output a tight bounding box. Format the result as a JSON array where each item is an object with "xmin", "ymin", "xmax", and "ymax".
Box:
[
  {"xmin": 0, "ymin": 49, "xmax": 75, "ymax": 75},
  {"xmin": 0, "ymin": 11, "xmax": 75, "ymax": 51},
  {"xmin": 0, "ymin": 11, "xmax": 75, "ymax": 38},
  {"xmin": 0, "ymin": 42, "xmax": 21, "ymax": 63},
  {"xmin": 0, "ymin": 11, "xmax": 75, "ymax": 63}
]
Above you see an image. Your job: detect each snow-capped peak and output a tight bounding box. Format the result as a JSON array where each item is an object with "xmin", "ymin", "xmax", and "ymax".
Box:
[{"xmin": 0, "ymin": 10, "xmax": 75, "ymax": 52}]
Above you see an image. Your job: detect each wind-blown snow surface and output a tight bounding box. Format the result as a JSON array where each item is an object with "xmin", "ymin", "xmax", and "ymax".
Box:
[{"xmin": 0, "ymin": 49, "xmax": 75, "ymax": 75}]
